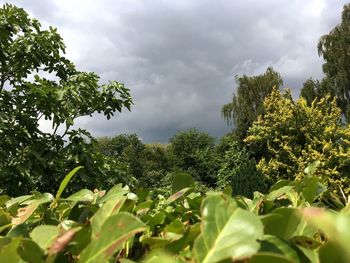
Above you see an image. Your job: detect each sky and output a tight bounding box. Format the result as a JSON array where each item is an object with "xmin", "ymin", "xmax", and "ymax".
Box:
[{"xmin": 3, "ymin": 0, "xmax": 349, "ymax": 142}]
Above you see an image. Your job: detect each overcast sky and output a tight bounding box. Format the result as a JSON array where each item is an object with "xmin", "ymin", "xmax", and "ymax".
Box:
[{"xmin": 3, "ymin": 0, "xmax": 349, "ymax": 142}]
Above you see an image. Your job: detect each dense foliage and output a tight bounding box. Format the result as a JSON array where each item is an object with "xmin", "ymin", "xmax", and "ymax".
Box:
[
  {"xmin": 246, "ymin": 88, "xmax": 350, "ymax": 195},
  {"xmin": 300, "ymin": 4, "xmax": 350, "ymax": 121},
  {"xmin": 0, "ymin": 4, "xmax": 132, "ymax": 195},
  {"xmin": 95, "ymin": 130, "xmax": 221, "ymax": 192},
  {"xmin": 217, "ymin": 141, "xmax": 267, "ymax": 198},
  {"xmin": 221, "ymin": 67, "xmax": 283, "ymax": 138},
  {"xmin": 0, "ymin": 168, "xmax": 349, "ymax": 262},
  {"xmin": 318, "ymin": 3, "xmax": 350, "ymax": 120},
  {"xmin": 2, "ymin": 2, "xmax": 350, "ymax": 262}
]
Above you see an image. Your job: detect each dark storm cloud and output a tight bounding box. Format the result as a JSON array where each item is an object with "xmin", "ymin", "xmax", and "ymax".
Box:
[{"xmin": 3, "ymin": 0, "xmax": 349, "ymax": 142}]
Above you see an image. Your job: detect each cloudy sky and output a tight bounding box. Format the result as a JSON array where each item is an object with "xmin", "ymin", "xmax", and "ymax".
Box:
[{"xmin": 3, "ymin": 0, "xmax": 349, "ymax": 142}]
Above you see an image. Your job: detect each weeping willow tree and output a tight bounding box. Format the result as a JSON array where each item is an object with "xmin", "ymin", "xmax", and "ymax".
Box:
[{"xmin": 221, "ymin": 67, "xmax": 283, "ymax": 139}]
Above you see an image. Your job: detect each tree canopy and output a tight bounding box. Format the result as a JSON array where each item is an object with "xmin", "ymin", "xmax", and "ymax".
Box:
[
  {"xmin": 246, "ymin": 87, "xmax": 350, "ymax": 194},
  {"xmin": 222, "ymin": 67, "xmax": 283, "ymax": 139},
  {"xmin": 0, "ymin": 4, "xmax": 132, "ymax": 195},
  {"xmin": 301, "ymin": 4, "xmax": 350, "ymax": 121}
]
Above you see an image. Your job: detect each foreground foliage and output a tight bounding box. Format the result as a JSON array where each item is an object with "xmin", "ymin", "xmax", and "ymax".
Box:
[{"xmin": 0, "ymin": 168, "xmax": 349, "ymax": 262}]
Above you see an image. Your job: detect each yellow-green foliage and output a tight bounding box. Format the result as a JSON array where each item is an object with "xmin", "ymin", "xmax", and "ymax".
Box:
[{"xmin": 245, "ymin": 87, "xmax": 350, "ymax": 194}]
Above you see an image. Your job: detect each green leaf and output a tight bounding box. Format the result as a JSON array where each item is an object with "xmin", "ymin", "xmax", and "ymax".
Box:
[
  {"xmin": 303, "ymin": 207, "xmax": 350, "ymax": 260},
  {"xmin": 55, "ymin": 166, "xmax": 83, "ymax": 200},
  {"xmin": 5, "ymin": 195, "xmax": 33, "ymax": 209},
  {"xmin": 78, "ymin": 212, "xmax": 147, "ymax": 263},
  {"xmin": 0, "ymin": 209, "xmax": 11, "ymax": 232},
  {"xmin": 140, "ymin": 236, "xmax": 170, "ymax": 249},
  {"xmin": 261, "ymin": 208, "xmax": 306, "ymax": 240},
  {"xmin": 166, "ymin": 187, "xmax": 192, "ymax": 205},
  {"xmin": 304, "ymin": 161, "xmax": 320, "ymax": 175},
  {"xmin": 250, "ymin": 252, "xmax": 294, "ymax": 263},
  {"xmin": 267, "ymin": 186, "xmax": 298, "ymax": 207},
  {"xmin": 97, "ymin": 184, "xmax": 129, "ymax": 204},
  {"xmin": 12, "ymin": 193, "xmax": 54, "ymax": 225},
  {"xmin": 7, "ymin": 224, "xmax": 29, "ymax": 238},
  {"xmin": 193, "ymin": 194, "xmax": 263, "ymax": 263},
  {"xmin": 259, "ymin": 235, "xmax": 300, "ymax": 263},
  {"xmin": 171, "ymin": 173, "xmax": 195, "ymax": 194},
  {"xmin": 268, "ymin": 179, "xmax": 292, "ymax": 192},
  {"xmin": 301, "ymin": 177, "xmax": 327, "ymax": 203},
  {"xmin": 17, "ymin": 238, "xmax": 45, "ymax": 263},
  {"xmin": 66, "ymin": 189, "xmax": 94, "ymax": 203},
  {"xmin": 318, "ymin": 240, "xmax": 349, "ymax": 263},
  {"xmin": 0, "ymin": 196, "xmax": 10, "ymax": 206},
  {"xmin": 148, "ymin": 212, "xmax": 166, "ymax": 228},
  {"xmin": 143, "ymin": 251, "xmax": 179, "ymax": 263},
  {"xmin": 90, "ymin": 196, "xmax": 126, "ymax": 237},
  {"xmin": 0, "ymin": 237, "xmax": 21, "ymax": 262},
  {"xmin": 134, "ymin": 200, "xmax": 153, "ymax": 215},
  {"xmin": 30, "ymin": 225, "xmax": 59, "ymax": 251}
]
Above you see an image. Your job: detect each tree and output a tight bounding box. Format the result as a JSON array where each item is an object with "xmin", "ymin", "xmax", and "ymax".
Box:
[
  {"xmin": 168, "ymin": 129, "xmax": 219, "ymax": 186},
  {"xmin": 300, "ymin": 78, "xmax": 321, "ymax": 106},
  {"xmin": 245, "ymin": 87, "xmax": 350, "ymax": 194},
  {"xmin": 317, "ymin": 4, "xmax": 350, "ymax": 121},
  {"xmin": 96, "ymin": 134, "xmax": 145, "ymax": 180},
  {"xmin": 0, "ymin": 4, "xmax": 132, "ymax": 195},
  {"xmin": 141, "ymin": 143, "xmax": 170, "ymax": 173},
  {"xmin": 221, "ymin": 67, "xmax": 283, "ymax": 139},
  {"xmin": 217, "ymin": 141, "xmax": 267, "ymax": 198}
]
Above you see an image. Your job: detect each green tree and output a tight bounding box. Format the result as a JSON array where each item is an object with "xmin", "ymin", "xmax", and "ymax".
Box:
[
  {"xmin": 300, "ymin": 78, "xmax": 321, "ymax": 106},
  {"xmin": 96, "ymin": 134, "xmax": 145, "ymax": 180},
  {"xmin": 317, "ymin": 3, "xmax": 350, "ymax": 121},
  {"xmin": 217, "ymin": 141, "xmax": 266, "ymax": 198},
  {"xmin": 0, "ymin": 4, "xmax": 132, "ymax": 195},
  {"xmin": 245, "ymin": 87, "xmax": 350, "ymax": 194},
  {"xmin": 222, "ymin": 67, "xmax": 283, "ymax": 139},
  {"xmin": 141, "ymin": 143, "xmax": 170, "ymax": 173},
  {"xmin": 168, "ymin": 129, "xmax": 219, "ymax": 186}
]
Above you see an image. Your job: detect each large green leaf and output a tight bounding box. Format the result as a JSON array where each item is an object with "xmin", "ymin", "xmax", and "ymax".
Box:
[
  {"xmin": 5, "ymin": 195, "xmax": 33, "ymax": 209},
  {"xmin": 261, "ymin": 208, "xmax": 307, "ymax": 240},
  {"xmin": 18, "ymin": 238, "xmax": 45, "ymax": 263},
  {"xmin": 90, "ymin": 195, "xmax": 126, "ymax": 237},
  {"xmin": 30, "ymin": 225, "xmax": 59, "ymax": 251},
  {"xmin": 55, "ymin": 166, "xmax": 83, "ymax": 200},
  {"xmin": 259, "ymin": 235, "xmax": 300, "ymax": 262},
  {"xmin": 79, "ymin": 212, "xmax": 147, "ymax": 263},
  {"xmin": 303, "ymin": 207, "xmax": 350, "ymax": 261},
  {"xmin": 97, "ymin": 184, "xmax": 129, "ymax": 204},
  {"xmin": 266, "ymin": 186, "xmax": 298, "ymax": 207},
  {"xmin": 171, "ymin": 173, "xmax": 195, "ymax": 194},
  {"xmin": 301, "ymin": 177, "xmax": 327, "ymax": 203},
  {"xmin": 193, "ymin": 194, "xmax": 263, "ymax": 263},
  {"xmin": 0, "ymin": 237, "xmax": 21, "ymax": 262},
  {"xmin": 12, "ymin": 193, "xmax": 53, "ymax": 225},
  {"xmin": 66, "ymin": 189, "xmax": 94, "ymax": 203}
]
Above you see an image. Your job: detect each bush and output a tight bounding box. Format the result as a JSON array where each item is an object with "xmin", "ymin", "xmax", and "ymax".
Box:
[
  {"xmin": 218, "ymin": 141, "xmax": 267, "ymax": 198},
  {"xmin": 245, "ymin": 87, "xmax": 350, "ymax": 194}
]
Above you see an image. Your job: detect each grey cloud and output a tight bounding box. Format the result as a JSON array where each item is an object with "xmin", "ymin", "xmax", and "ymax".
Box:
[{"xmin": 3, "ymin": 0, "xmax": 349, "ymax": 142}]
